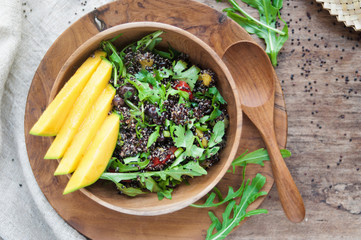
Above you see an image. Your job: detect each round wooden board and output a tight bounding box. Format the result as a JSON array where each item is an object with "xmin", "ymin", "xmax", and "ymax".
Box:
[{"xmin": 24, "ymin": 0, "xmax": 287, "ymax": 239}]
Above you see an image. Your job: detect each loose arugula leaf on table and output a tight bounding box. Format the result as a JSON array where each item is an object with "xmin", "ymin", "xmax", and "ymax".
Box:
[
  {"xmin": 190, "ymin": 148, "xmax": 291, "ymax": 240},
  {"xmin": 206, "ymin": 174, "xmax": 268, "ymax": 240},
  {"xmin": 220, "ymin": 0, "xmax": 288, "ymax": 66},
  {"xmin": 191, "ymin": 148, "xmax": 291, "ymax": 208},
  {"xmin": 232, "ymin": 148, "xmax": 291, "ymax": 167}
]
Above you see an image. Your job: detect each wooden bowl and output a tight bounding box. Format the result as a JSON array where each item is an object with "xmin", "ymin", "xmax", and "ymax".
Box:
[{"xmin": 50, "ymin": 22, "xmax": 242, "ymax": 216}]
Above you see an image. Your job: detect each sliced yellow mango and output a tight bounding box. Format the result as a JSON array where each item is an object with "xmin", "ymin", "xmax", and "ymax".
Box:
[
  {"xmin": 63, "ymin": 112, "xmax": 120, "ymax": 195},
  {"xmin": 30, "ymin": 51, "xmax": 106, "ymax": 136},
  {"xmin": 44, "ymin": 60, "xmax": 112, "ymax": 159},
  {"xmin": 54, "ymin": 84, "xmax": 116, "ymax": 175}
]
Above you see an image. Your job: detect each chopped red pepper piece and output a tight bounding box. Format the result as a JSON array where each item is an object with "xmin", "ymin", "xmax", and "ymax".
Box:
[
  {"xmin": 174, "ymin": 81, "xmax": 193, "ymax": 100},
  {"xmin": 169, "ymin": 146, "xmax": 178, "ymax": 154}
]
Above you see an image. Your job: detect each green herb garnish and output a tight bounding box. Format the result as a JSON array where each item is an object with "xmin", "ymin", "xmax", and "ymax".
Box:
[
  {"xmin": 219, "ymin": 0, "xmax": 288, "ymax": 66},
  {"xmin": 191, "ymin": 148, "xmax": 291, "ymax": 240}
]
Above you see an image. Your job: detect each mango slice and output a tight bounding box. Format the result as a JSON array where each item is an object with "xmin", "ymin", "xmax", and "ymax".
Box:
[
  {"xmin": 29, "ymin": 51, "xmax": 106, "ymax": 136},
  {"xmin": 44, "ymin": 60, "xmax": 112, "ymax": 159},
  {"xmin": 54, "ymin": 84, "xmax": 116, "ymax": 175},
  {"xmin": 63, "ymin": 112, "xmax": 120, "ymax": 195}
]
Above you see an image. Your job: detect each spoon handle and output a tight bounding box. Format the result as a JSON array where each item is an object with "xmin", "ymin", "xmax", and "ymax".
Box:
[{"xmin": 263, "ymin": 127, "xmax": 306, "ymax": 223}]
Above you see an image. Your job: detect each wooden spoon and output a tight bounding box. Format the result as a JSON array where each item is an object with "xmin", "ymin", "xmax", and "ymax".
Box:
[{"xmin": 222, "ymin": 41, "xmax": 305, "ymax": 223}]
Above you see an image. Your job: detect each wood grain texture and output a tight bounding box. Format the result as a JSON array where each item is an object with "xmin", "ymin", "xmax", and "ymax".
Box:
[
  {"xmin": 24, "ymin": 0, "xmax": 287, "ymax": 239},
  {"xmin": 223, "ymin": 41, "xmax": 305, "ymax": 223},
  {"xmin": 196, "ymin": 0, "xmax": 361, "ymax": 239}
]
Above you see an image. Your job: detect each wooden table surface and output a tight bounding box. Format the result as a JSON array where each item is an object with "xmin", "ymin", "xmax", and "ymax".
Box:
[
  {"xmin": 196, "ymin": 0, "xmax": 361, "ymax": 239},
  {"xmin": 20, "ymin": 0, "xmax": 360, "ymax": 239}
]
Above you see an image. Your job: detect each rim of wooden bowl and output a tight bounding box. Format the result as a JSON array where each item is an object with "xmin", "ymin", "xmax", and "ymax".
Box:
[{"xmin": 49, "ymin": 22, "xmax": 243, "ymax": 216}]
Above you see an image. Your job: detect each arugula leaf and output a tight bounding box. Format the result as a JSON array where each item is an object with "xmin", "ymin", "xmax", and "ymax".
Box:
[
  {"xmin": 205, "ymin": 174, "xmax": 268, "ymax": 240},
  {"xmin": 143, "ymin": 176, "xmax": 161, "ymax": 192},
  {"xmin": 147, "ymin": 126, "xmax": 160, "ymax": 148},
  {"xmin": 222, "ymin": 0, "xmax": 288, "ymax": 66},
  {"xmin": 102, "ymin": 176, "xmax": 146, "ymax": 197},
  {"xmin": 127, "ymin": 78, "xmax": 161, "ymax": 104},
  {"xmin": 123, "ymin": 154, "xmax": 140, "ymax": 164},
  {"xmin": 193, "ymin": 148, "xmax": 291, "ymax": 207},
  {"xmin": 100, "ymin": 161, "xmax": 207, "ymax": 183},
  {"xmin": 111, "ymin": 158, "xmax": 150, "ymax": 173},
  {"xmin": 101, "ymin": 40, "xmax": 125, "ymax": 85},
  {"xmin": 210, "ymin": 108, "xmax": 222, "ymax": 121},
  {"xmin": 114, "ymin": 182, "xmax": 146, "ymax": 197},
  {"xmin": 170, "ymin": 151, "xmax": 186, "ymax": 167},
  {"xmin": 153, "ymin": 42, "xmax": 181, "ymax": 60},
  {"xmin": 200, "ymin": 147, "xmax": 220, "ymax": 161},
  {"xmin": 136, "ymin": 30, "xmax": 164, "ymax": 51},
  {"xmin": 208, "ymin": 121, "xmax": 225, "ymax": 148},
  {"xmin": 232, "ymin": 148, "xmax": 291, "ymax": 167},
  {"xmin": 166, "ymin": 88, "xmax": 190, "ymax": 100},
  {"xmin": 209, "ymin": 87, "xmax": 227, "ymax": 105},
  {"xmin": 157, "ymin": 188, "xmax": 174, "ymax": 200}
]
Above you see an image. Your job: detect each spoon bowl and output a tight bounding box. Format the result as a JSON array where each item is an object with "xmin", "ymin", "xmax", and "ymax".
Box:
[
  {"xmin": 222, "ymin": 40, "xmax": 305, "ymax": 223},
  {"xmin": 223, "ymin": 42, "xmax": 274, "ymax": 107}
]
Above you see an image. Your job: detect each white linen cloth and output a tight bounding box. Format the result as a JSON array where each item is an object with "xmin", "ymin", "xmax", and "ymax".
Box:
[{"xmin": 0, "ymin": 0, "xmax": 108, "ymax": 239}]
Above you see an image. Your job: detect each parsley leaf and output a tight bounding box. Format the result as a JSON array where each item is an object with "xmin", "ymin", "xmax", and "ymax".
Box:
[
  {"xmin": 154, "ymin": 67, "xmax": 173, "ymax": 80},
  {"xmin": 173, "ymin": 60, "xmax": 187, "ymax": 73},
  {"xmin": 173, "ymin": 60, "xmax": 200, "ymax": 90},
  {"xmin": 135, "ymin": 69, "xmax": 158, "ymax": 87},
  {"xmin": 191, "ymin": 145, "xmax": 205, "ymax": 159},
  {"xmin": 172, "ymin": 125, "xmax": 195, "ymax": 155}
]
